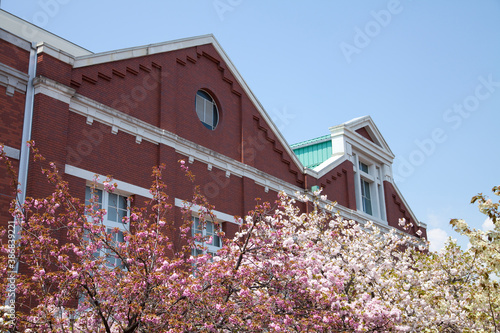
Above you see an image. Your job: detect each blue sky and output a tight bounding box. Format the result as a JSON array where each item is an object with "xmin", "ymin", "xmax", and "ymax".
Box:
[{"xmin": 3, "ymin": 0, "xmax": 499, "ymax": 250}]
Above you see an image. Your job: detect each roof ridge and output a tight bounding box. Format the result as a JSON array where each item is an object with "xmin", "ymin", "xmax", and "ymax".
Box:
[{"xmin": 290, "ymin": 134, "xmax": 330, "ymax": 148}]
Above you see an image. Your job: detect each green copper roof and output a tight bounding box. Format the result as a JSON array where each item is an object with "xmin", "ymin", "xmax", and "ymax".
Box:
[
  {"xmin": 291, "ymin": 135, "xmax": 332, "ymax": 168},
  {"xmin": 290, "ymin": 134, "xmax": 330, "ymax": 148}
]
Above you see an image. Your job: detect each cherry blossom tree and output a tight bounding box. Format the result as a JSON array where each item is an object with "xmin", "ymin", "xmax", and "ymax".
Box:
[
  {"xmin": 0, "ymin": 143, "xmax": 499, "ymax": 332},
  {"xmin": 450, "ymin": 186, "xmax": 500, "ymax": 332}
]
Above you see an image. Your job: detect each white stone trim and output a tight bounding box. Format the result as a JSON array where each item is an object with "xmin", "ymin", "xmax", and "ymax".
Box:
[
  {"xmin": 333, "ymin": 203, "xmax": 424, "ymax": 244},
  {"xmin": 174, "ymin": 198, "xmax": 239, "ymax": 225},
  {"xmin": 28, "ymin": 77, "xmax": 303, "ymax": 198},
  {"xmin": 73, "ymin": 35, "xmax": 215, "ymax": 68},
  {"xmin": 70, "ymin": 35, "xmax": 304, "ymax": 172},
  {"xmin": 33, "ymin": 76, "xmax": 75, "ymax": 104},
  {"xmin": 391, "ymin": 183, "xmax": 425, "ymax": 228},
  {"xmin": 64, "ymin": 164, "xmax": 153, "ymax": 199},
  {"xmin": 2, "ymin": 145, "xmax": 20, "ymax": 159},
  {"xmin": 36, "ymin": 43, "xmax": 76, "ymax": 66},
  {"xmin": 343, "ymin": 115, "xmax": 394, "ymax": 155},
  {"xmin": 36, "ymin": 78, "xmax": 420, "ymax": 229},
  {"xmin": 0, "ymin": 27, "xmax": 31, "ymax": 51},
  {"xmin": 0, "ymin": 10, "xmax": 91, "ymax": 57},
  {"xmin": 0, "ymin": 63, "xmax": 29, "ymax": 96}
]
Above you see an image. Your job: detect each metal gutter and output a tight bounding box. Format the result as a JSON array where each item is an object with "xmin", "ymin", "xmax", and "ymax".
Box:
[{"xmin": 14, "ymin": 42, "xmax": 37, "ymax": 268}]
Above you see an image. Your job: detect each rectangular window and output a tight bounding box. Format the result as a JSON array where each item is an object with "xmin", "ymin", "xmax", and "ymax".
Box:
[
  {"xmin": 105, "ymin": 229, "xmax": 125, "ymax": 268},
  {"xmin": 191, "ymin": 217, "xmax": 221, "ymax": 256},
  {"xmin": 361, "ymin": 179, "xmax": 372, "ymax": 215},
  {"xmin": 85, "ymin": 186, "xmax": 129, "ymax": 268},
  {"xmin": 359, "ymin": 161, "xmax": 369, "ymax": 173}
]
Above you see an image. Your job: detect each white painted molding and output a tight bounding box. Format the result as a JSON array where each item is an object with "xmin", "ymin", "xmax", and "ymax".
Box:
[
  {"xmin": 0, "ymin": 10, "xmax": 91, "ymax": 57},
  {"xmin": 33, "ymin": 76, "xmax": 75, "ymax": 104},
  {"xmin": 38, "ymin": 78, "xmax": 419, "ymax": 231},
  {"xmin": 0, "ymin": 62, "xmax": 29, "ymax": 96},
  {"xmin": 64, "ymin": 164, "xmax": 153, "ymax": 199},
  {"xmin": 73, "ymin": 35, "xmax": 215, "ymax": 68},
  {"xmin": 2, "ymin": 145, "xmax": 20, "ymax": 159},
  {"xmin": 36, "ymin": 43, "xmax": 76, "ymax": 66},
  {"xmin": 70, "ymin": 35, "xmax": 305, "ymax": 173},
  {"xmin": 391, "ymin": 182, "xmax": 424, "ymax": 228},
  {"xmin": 0, "ymin": 27, "xmax": 31, "ymax": 51},
  {"xmin": 27, "ymin": 77, "xmax": 305, "ymax": 198},
  {"xmin": 174, "ymin": 198, "xmax": 239, "ymax": 225}
]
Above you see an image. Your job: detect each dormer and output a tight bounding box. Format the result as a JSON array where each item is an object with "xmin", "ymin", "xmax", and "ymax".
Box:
[{"xmin": 328, "ymin": 116, "xmax": 395, "ymax": 223}]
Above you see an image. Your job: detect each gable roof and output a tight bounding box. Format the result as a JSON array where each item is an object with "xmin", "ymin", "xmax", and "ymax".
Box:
[
  {"xmin": 0, "ymin": 9, "xmax": 92, "ymax": 56},
  {"xmin": 33, "ymin": 33, "xmax": 307, "ymax": 174},
  {"xmin": 338, "ymin": 115, "xmax": 394, "ymax": 157},
  {"xmin": 291, "ymin": 115, "xmax": 395, "ymax": 172}
]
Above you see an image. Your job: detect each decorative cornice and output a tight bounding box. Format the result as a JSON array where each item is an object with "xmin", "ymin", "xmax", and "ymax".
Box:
[
  {"xmin": 0, "ymin": 27, "xmax": 31, "ymax": 51},
  {"xmin": 29, "ymin": 77, "xmax": 304, "ymax": 198},
  {"xmin": 68, "ymin": 35, "xmax": 305, "ymax": 173},
  {"xmin": 33, "ymin": 76, "xmax": 75, "ymax": 104},
  {"xmin": 174, "ymin": 198, "xmax": 239, "ymax": 225},
  {"xmin": 0, "ymin": 62, "xmax": 29, "ymax": 96},
  {"xmin": 2, "ymin": 145, "xmax": 20, "ymax": 160},
  {"xmin": 65, "ymin": 164, "xmax": 153, "ymax": 199},
  {"xmin": 36, "ymin": 43, "xmax": 75, "ymax": 66},
  {"xmin": 35, "ymin": 76, "xmax": 420, "ymax": 233}
]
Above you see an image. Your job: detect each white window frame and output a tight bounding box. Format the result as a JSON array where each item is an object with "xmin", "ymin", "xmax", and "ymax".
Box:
[
  {"xmin": 85, "ymin": 185, "xmax": 130, "ymax": 267},
  {"xmin": 353, "ymin": 153, "xmax": 386, "ymax": 222},
  {"xmin": 191, "ymin": 216, "xmax": 222, "ymax": 257},
  {"xmin": 195, "ymin": 90, "xmax": 219, "ymax": 130}
]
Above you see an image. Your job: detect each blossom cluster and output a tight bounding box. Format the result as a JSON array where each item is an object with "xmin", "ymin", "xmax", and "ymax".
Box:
[{"xmin": 0, "ymin": 146, "xmax": 498, "ymax": 332}]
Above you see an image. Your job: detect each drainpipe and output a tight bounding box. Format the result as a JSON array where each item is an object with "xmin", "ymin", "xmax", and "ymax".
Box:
[
  {"xmin": 14, "ymin": 42, "xmax": 37, "ymax": 267},
  {"xmin": 304, "ymin": 168, "xmax": 309, "ymax": 214}
]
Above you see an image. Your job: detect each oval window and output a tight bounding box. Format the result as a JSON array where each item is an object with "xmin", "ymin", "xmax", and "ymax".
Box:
[{"xmin": 195, "ymin": 90, "xmax": 219, "ymax": 130}]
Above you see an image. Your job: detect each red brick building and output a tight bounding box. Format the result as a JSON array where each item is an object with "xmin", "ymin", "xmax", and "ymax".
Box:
[{"xmin": 0, "ymin": 9, "xmax": 426, "ymax": 257}]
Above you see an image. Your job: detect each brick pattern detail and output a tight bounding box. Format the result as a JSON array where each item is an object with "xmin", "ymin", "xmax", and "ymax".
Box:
[
  {"xmin": 0, "ymin": 39, "xmax": 30, "ymax": 73},
  {"xmin": 311, "ymin": 160, "xmax": 356, "ymax": 210},
  {"xmin": 355, "ymin": 127, "xmax": 374, "ymax": 143},
  {"xmin": 0, "ymin": 37, "xmax": 425, "ymax": 248},
  {"xmin": 384, "ymin": 181, "xmax": 425, "ymax": 238},
  {"xmin": 0, "ymin": 85, "xmax": 26, "ymax": 148}
]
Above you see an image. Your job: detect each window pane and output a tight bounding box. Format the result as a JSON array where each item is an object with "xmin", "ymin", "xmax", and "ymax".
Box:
[
  {"xmin": 359, "ymin": 162, "xmax": 369, "ymax": 173},
  {"xmin": 212, "ymin": 104, "xmax": 218, "ymax": 127},
  {"xmin": 85, "ymin": 187, "xmax": 102, "ymax": 209},
  {"xmin": 213, "ymin": 235, "xmax": 221, "ymax": 247},
  {"xmin": 108, "ymin": 193, "xmax": 128, "ymax": 223},
  {"xmin": 192, "ymin": 217, "xmax": 203, "ymax": 236},
  {"xmin": 118, "ymin": 208, "xmax": 127, "ymax": 223},
  {"xmin": 116, "ymin": 230, "xmax": 124, "ymax": 243},
  {"xmin": 196, "ymin": 95, "xmax": 205, "ymax": 120},
  {"xmin": 192, "ymin": 248, "xmax": 203, "ymax": 257},
  {"xmin": 108, "ymin": 193, "xmax": 117, "ymax": 207},
  {"xmin": 119, "ymin": 196, "xmax": 127, "ymax": 210},
  {"xmin": 108, "ymin": 206, "xmax": 118, "ymax": 222},
  {"xmin": 361, "ymin": 179, "xmax": 372, "ymax": 215},
  {"xmin": 204, "ymin": 100, "xmax": 214, "ymax": 126},
  {"xmin": 85, "ymin": 186, "xmax": 91, "ymax": 203},
  {"xmin": 195, "ymin": 90, "xmax": 218, "ymax": 130}
]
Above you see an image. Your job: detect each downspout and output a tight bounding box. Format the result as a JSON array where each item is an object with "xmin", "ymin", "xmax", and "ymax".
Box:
[
  {"xmin": 304, "ymin": 168, "xmax": 309, "ymax": 214},
  {"xmin": 14, "ymin": 42, "xmax": 37, "ymax": 267}
]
